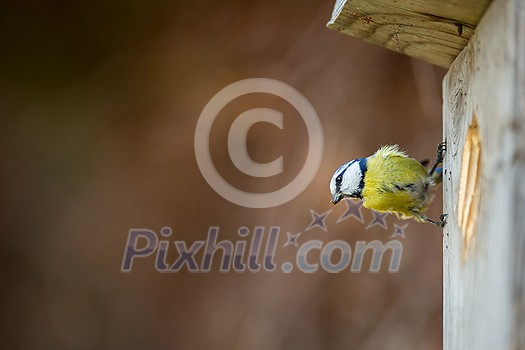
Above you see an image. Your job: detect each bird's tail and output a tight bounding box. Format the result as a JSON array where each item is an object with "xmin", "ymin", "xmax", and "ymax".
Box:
[{"xmin": 431, "ymin": 167, "xmax": 443, "ymax": 185}]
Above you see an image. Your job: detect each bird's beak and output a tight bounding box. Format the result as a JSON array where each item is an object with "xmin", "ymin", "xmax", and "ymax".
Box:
[{"xmin": 331, "ymin": 193, "xmax": 342, "ymax": 205}]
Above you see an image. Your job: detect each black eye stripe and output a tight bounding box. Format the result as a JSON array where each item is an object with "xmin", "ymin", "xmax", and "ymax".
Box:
[
  {"xmin": 334, "ymin": 158, "xmax": 368, "ymax": 195},
  {"xmin": 335, "ymin": 160, "xmax": 356, "ymax": 179},
  {"xmin": 334, "ymin": 160, "xmax": 356, "ymax": 192},
  {"xmin": 335, "ymin": 172, "xmax": 344, "ymax": 192}
]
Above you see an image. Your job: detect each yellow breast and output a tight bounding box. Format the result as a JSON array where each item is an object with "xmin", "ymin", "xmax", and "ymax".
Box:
[{"xmin": 361, "ymin": 145, "xmax": 432, "ymax": 219}]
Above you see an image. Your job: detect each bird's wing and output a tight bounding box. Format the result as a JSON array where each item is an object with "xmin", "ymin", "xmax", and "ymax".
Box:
[{"xmin": 362, "ymin": 151, "xmax": 429, "ymax": 214}]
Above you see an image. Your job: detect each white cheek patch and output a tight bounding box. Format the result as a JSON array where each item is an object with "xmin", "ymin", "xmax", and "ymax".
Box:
[
  {"xmin": 330, "ymin": 161, "xmax": 355, "ymax": 194},
  {"xmin": 342, "ymin": 162, "xmax": 362, "ymax": 194}
]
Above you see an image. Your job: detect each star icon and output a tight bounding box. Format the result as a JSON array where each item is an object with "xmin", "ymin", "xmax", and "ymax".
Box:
[
  {"xmin": 337, "ymin": 198, "xmax": 364, "ymax": 223},
  {"xmin": 305, "ymin": 209, "xmax": 331, "ymax": 232},
  {"xmin": 283, "ymin": 232, "xmax": 301, "ymax": 247},
  {"xmin": 391, "ymin": 223, "xmax": 409, "ymax": 239},
  {"xmin": 366, "ymin": 211, "xmax": 389, "ymax": 230}
]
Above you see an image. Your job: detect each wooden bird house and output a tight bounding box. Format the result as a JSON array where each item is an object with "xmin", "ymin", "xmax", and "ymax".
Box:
[{"xmin": 328, "ymin": 0, "xmax": 525, "ymax": 348}]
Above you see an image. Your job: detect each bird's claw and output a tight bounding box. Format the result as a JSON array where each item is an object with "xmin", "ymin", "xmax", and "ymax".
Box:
[
  {"xmin": 429, "ymin": 141, "xmax": 447, "ymax": 177},
  {"xmin": 436, "ymin": 142, "xmax": 447, "ymax": 162},
  {"xmin": 436, "ymin": 214, "xmax": 448, "ymax": 228}
]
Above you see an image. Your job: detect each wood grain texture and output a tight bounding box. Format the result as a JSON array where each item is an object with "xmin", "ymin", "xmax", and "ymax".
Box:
[
  {"xmin": 442, "ymin": 0, "xmax": 525, "ymax": 348},
  {"xmin": 327, "ymin": 0, "xmax": 492, "ymax": 68}
]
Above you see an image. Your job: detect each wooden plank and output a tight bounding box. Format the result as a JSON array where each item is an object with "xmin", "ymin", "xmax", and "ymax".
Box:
[
  {"xmin": 327, "ymin": 0, "xmax": 492, "ymax": 68},
  {"xmin": 442, "ymin": 0, "xmax": 525, "ymax": 348}
]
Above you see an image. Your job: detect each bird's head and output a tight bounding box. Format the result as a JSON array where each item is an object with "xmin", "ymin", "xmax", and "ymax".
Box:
[{"xmin": 329, "ymin": 158, "xmax": 367, "ymax": 204}]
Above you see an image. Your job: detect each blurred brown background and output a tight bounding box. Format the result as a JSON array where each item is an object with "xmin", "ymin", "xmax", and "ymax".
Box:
[{"xmin": 0, "ymin": 0, "xmax": 446, "ymax": 349}]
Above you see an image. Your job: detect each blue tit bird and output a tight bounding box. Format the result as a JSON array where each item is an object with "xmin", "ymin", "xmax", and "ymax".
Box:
[{"xmin": 329, "ymin": 143, "xmax": 447, "ymax": 227}]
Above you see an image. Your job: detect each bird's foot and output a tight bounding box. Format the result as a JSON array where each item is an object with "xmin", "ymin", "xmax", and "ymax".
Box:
[
  {"xmin": 436, "ymin": 142, "xmax": 447, "ymax": 162},
  {"xmin": 429, "ymin": 141, "xmax": 447, "ymax": 177},
  {"xmin": 423, "ymin": 214, "xmax": 448, "ymax": 228}
]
